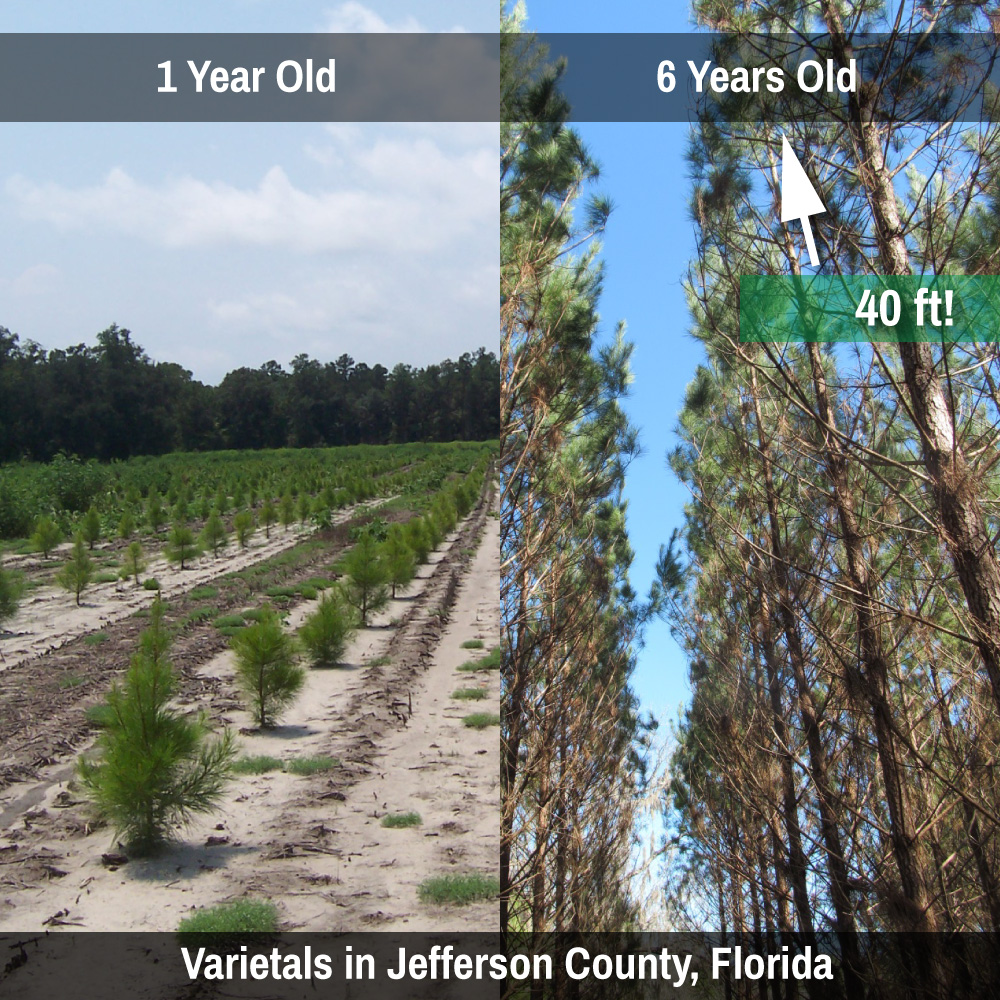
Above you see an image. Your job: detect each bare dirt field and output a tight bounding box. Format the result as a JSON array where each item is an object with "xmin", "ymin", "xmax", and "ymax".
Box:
[
  {"xmin": 0, "ymin": 490, "xmax": 499, "ymax": 934},
  {"xmin": 0, "ymin": 506, "xmax": 356, "ymax": 674}
]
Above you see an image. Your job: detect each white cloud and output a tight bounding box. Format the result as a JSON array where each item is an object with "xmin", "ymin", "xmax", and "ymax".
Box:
[
  {"xmin": 208, "ymin": 290, "xmax": 335, "ymax": 331},
  {"xmin": 5, "ymin": 136, "xmax": 495, "ymax": 256},
  {"xmin": 5, "ymin": 263, "xmax": 61, "ymax": 296},
  {"xmin": 201, "ymin": 249, "xmax": 495, "ymax": 370},
  {"xmin": 321, "ymin": 2, "xmax": 426, "ymax": 33},
  {"xmin": 319, "ymin": 2, "xmax": 466, "ymax": 33}
]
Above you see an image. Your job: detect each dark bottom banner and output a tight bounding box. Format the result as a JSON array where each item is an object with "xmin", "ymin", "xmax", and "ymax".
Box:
[{"xmin": 1, "ymin": 931, "xmax": 998, "ymax": 999}]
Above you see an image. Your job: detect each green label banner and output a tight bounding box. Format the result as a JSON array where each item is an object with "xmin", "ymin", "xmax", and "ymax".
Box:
[{"xmin": 740, "ymin": 275, "xmax": 1000, "ymax": 342}]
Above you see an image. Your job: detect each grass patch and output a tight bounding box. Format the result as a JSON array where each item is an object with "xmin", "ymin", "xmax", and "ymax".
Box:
[
  {"xmin": 2, "ymin": 538, "xmax": 34, "ymax": 556},
  {"xmin": 217, "ymin": 625, "xmax": 245, "ymax": 638},
  {"xmin": 460, "ymin": 639, "xmax": 484, "ymax": 650},
  {"xmin": 462, "ymin": 712, "xmax": 500, "ymax": 730},
  {"xmin": 298, "ymin": 586, "xmax": 318, "ymax": 601},
  {"xmin": 83, "ymin": 632, "xmax": 109, "ymax": 646},
  {"xmin": 458, "ymin": 647, "xmax": 502, "ymax": 672},
  {"xmin": 264, "ymin": 585, "xmax": 297, "ymax": 599},
  {"xmin": 221, "ymin": 540, "xmax": 323, "ymax": 587},
  {"xmin": 142, "ymin": 578, "xmax": 161, "ymax": 591},
  {"xmin": 189, "ymin": 585, "xmax": 219, "ymax": 601},
  {"xmin": 94, "ymin": 571, "xmax": 119, "ymax": 584},
  {"xmin": 59, "ymin": 673, "xmax": 86, "ymax": 689},
  {"xmin": 232, "ymin": 755, "xmax": 283, "ymax": 775},
  {"xmin": 417, "ymin": 873, "xmax": 499, "ymax": 906},
  {"xmin": 213, "ymin": 613, "xmax": 245, "ymax": 629},
  {"xmin": 184, "ymin": 606, "xmax": 216, "ymax": 625},
  {"xmin": 381, "ymin": 811, "xmax": 422, "ymax": 829},
  {"xmin": 240, "ymin": 608, "xmax": 268, "ymax": 623},
  {"xmin": 286, "ymin": 756, "xmax": 338, "ymax": 776},
  {"xmin": 85, "ymin": 704, "xmax": 116, "ymax": 727},
  {"xmin": 452, "ymin": 688, "xmax": 487, "ymax": 701},
  {"xmin": 177, "ymin": 899, "xmax": 278, "ymax": 936},
  {"xmin": 301, "ymin": 577, "xmax": 333, "ymax": 591}
]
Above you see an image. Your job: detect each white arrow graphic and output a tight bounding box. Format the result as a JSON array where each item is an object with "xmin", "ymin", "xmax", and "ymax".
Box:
[{"xmin": 780, "ymin": 136, "xmax": 827, "ymax": 267}]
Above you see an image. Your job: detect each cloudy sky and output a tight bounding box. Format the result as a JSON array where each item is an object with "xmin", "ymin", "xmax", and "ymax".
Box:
[{"xmin": 0, "ymin": 2, "xmax": 497, "ymax": 384}]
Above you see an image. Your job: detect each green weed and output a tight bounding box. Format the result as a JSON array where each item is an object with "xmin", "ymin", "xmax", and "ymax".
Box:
[
  {"xmin": 452, "ymin": 688, "xmax": 487, "ymax": 701},
  {"xmin": 417, "ymin": 873, "xmax": 499, "ymax": 906},
  {"xmin": 381, "ymin": 811, "xmax": 422, "ymax": 829},
  {"xmin": 462, "ymin": 713, "xmax": 500, "ymax": 729},
  {"xmin": 286, "ymin": 756, "xmax": 338, "ymax": 776},
  {"xmin": 177, "ymin": 899, "xmax": 278, "ymax": 935},
  {"xmin": 231, "ymin": 755, "xmax": 283, "ymax": 775}
]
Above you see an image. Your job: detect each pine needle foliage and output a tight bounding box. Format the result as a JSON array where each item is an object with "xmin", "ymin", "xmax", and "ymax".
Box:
[
  {"xmin": 297, "ymin": 493, "xmax": 311, "ymax": 526},
  {"xmin": 120, "ymin": 540, "xmax": 146, "ymax": 585},
  {"xmin": 81, "ymin": 505, "xmax": 102, "ymax": 549},
  {"xmin": 261, "ymin": 498, "xmax": 277, "ymax": 538},
  {"xmin": 382, "ymin": 527, "xmax": 415, "ymax": 598},
  {"xmin": 404, "ymin": 518, "xmax": 432, "ymax": 564},
  {"xmin": 166, "ymin": 524, "xmax": 202, "ymax": 570},
  {"xmin": 230, "ymin": 606, "xmax": 304, "ymax": 727},
  {"xmin": 298, "ymin": 587, "xmax": 357, "ymax": 667},
  {"xmin": 146, "ymin": 491, "xmax": 167, "ymax": 532},
  {"xmin": 500, "ymin": 8, "xmax": 651, "ymax": 936},
  {"xmin": 78, "ymin": 600, "xmax": 236, "ymax": 854},
  {"xmin": 342, "ymin": 530, "xmax": 389, "ymax": 625},
  {"xmin": 117, "ymin": 510, "xmax": 135, "ymax": 539},
  {"xmin": 233, "ymin": 510, "xmax": 254, "ymax": 549},
  {"xmin": 58, "ymin": 533, "xmax": 94, "ymax": 605},
  {"xmin": 0, "ymin": 563, "xmax": 24, "ymax": 630},
  {"xmin": 31, "ymin": 514, "xmax": 62, "ymax": 558},
  {"xmin": 201, "ymin": 512, "xmax": 228, "ymax": 557},
  {"xmin": 279, "ymin": 493, "xmax": 295, "ymax": 529}
]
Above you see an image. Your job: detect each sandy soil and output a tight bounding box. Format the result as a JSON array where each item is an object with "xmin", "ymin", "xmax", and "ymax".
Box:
[
  {"xmin": 0, "ymin": 503, "xmax": 385, "ymax": 674},
  {"xmin": 0, "ymin": 493, "xmax": 499, "ymax": 933}
]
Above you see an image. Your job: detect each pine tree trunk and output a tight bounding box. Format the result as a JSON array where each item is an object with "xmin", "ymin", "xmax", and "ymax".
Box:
[
  {"xmin": 749, "ymin": 374, "xmax": 863, "ymax": 943},
  {"xmin": 755, "ymin": 608, "xmax": 815, "ymax": 939},
  {"xmin": 822, "ymin": 0, "xmax": 1000, "ymax": 716},
  {"xmin": 800, "ymin": 341, "xmax": 938, "ymax": 933}
]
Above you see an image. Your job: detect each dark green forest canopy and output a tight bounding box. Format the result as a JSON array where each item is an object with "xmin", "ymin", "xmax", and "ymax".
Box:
[{"xmin": 0, "ymin": 324, "xmax": 499, "ymax": 461}]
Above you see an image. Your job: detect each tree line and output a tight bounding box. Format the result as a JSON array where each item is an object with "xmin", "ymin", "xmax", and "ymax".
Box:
[
  {"xmin": 665, "ymin": 1, "xmax": 1000, "ymax": 995},
  {"xmin": 0, "ymin": 324, "xmax": 499, "ymax": 462},
  {"xmin": 501, "ymin": 11, "xmax": 658, "ymax": 941}
]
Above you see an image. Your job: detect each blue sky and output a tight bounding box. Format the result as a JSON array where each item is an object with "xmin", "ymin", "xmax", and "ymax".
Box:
[{"xmin": 524, "ymin": 2, "xmax": 704, "ymax": 729}]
